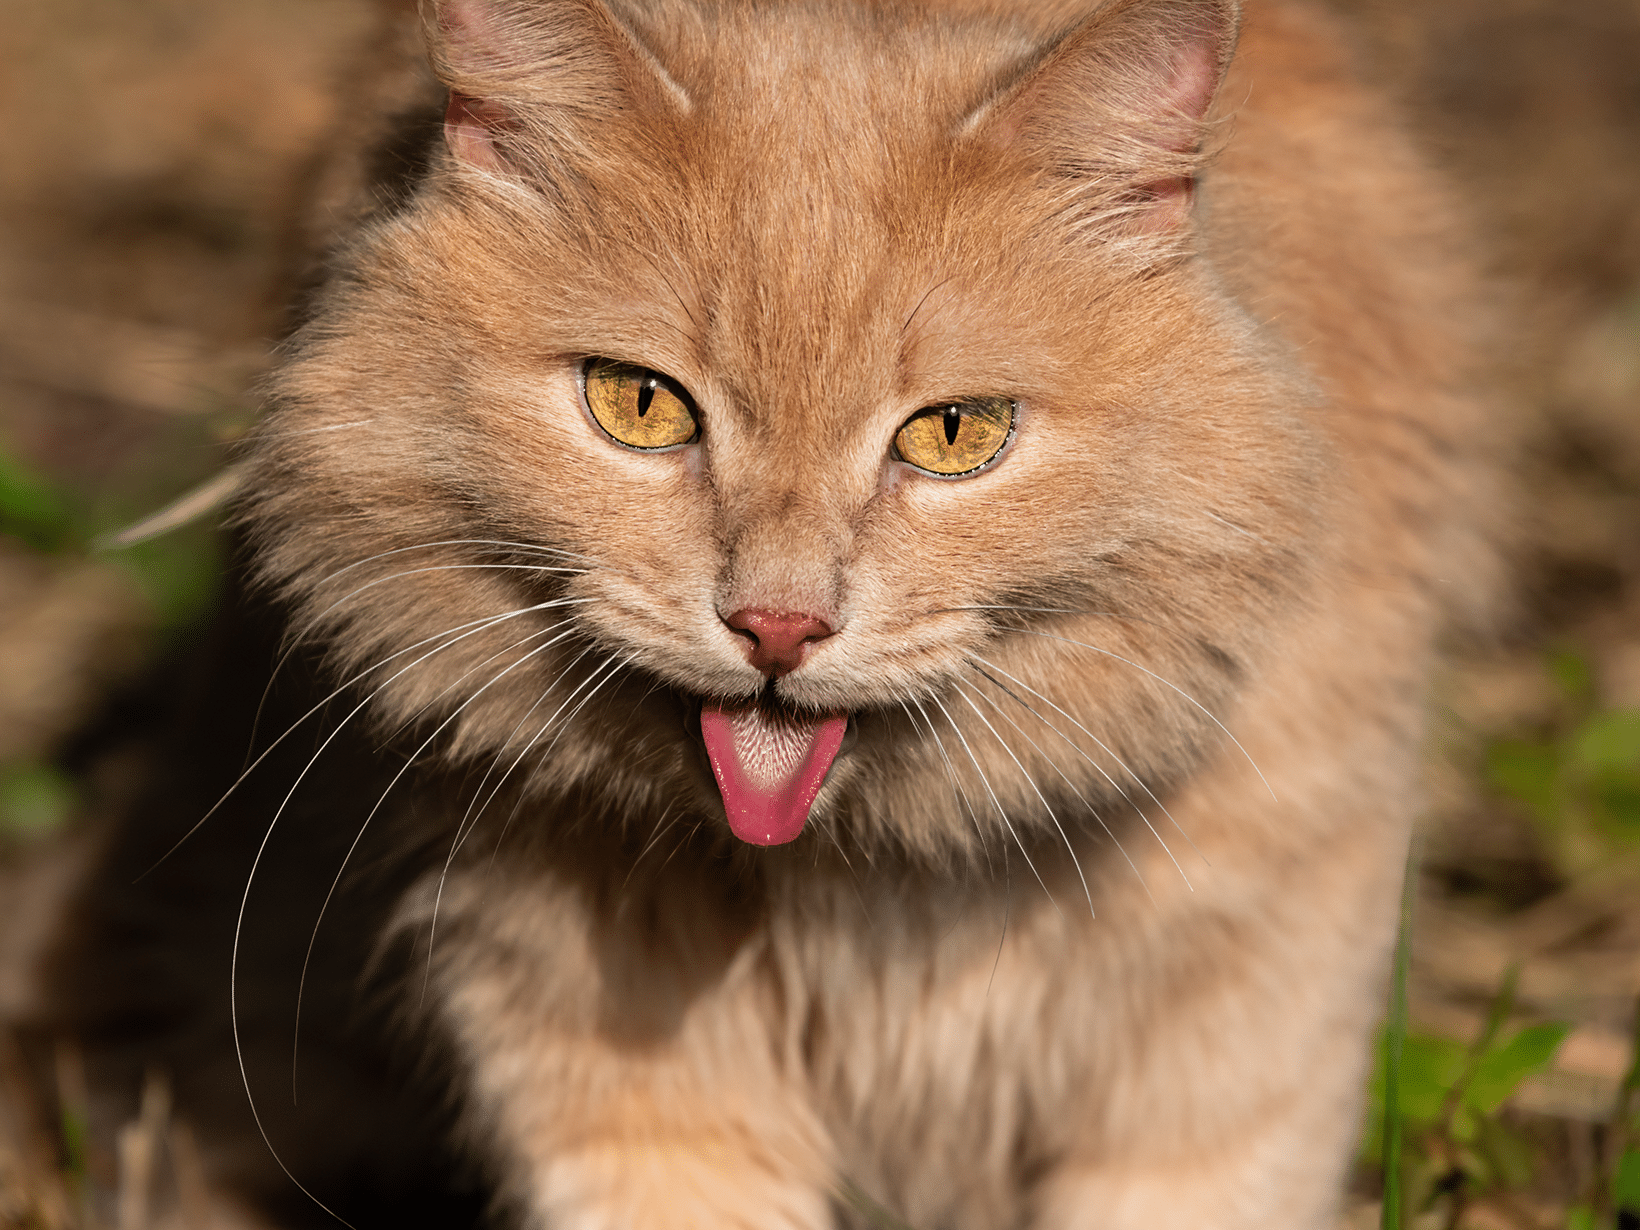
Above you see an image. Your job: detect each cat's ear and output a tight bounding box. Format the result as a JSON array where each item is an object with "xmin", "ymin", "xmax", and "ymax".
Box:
[
  {"xmin": 967, "ymin": 0, "xmax": 1239, "ymax": 234},
  {"xmin": 426, "ymin": 0, "xmax": 688, "ymax": 174}
]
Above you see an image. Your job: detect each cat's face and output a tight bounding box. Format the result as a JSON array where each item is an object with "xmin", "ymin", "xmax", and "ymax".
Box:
[{"xmin": 248, "ymin": 0, "xmax": 1325, "ymax": 862}]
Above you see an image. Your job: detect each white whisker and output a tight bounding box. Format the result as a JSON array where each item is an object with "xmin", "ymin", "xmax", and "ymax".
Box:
[
  {"xmin": 966, "ymin": 653, "xmax": 1195, "ymax": 886},
  {"xmin": 246, "ymin": 568, "xmax": 588, "ymax": 761},
  {"xmin": 420, "ymin": 642, "xmax": 604, "ymax": 997},
  {"xmin": 297, "ymin": 563, "xmax": 590, "ymax": 642},
  {"xmin": 1204, "ymin": 509, "xmax": 1270, "ymax": 545},
  {"xmin": 285, "ymin": 633, "xmax": 573, "ymax": 1092},
  {"xmin": 440, "ymin": 641, "xmax": 599, "ymax": 856},
  {"xmin": 658, "ymin": 819, "xmax": 706, "ymax": 875},
  {"xmin": 958, "ymin": 669, "xmax": 1151, "ymax": 903},
  {"xmin": 147, "ymin": 600, "xmax": 582, "ymax": 876},
  {"xmin": 459, "ymin": 653, "xmax": 622, "ymax": 863},
  {"xmin": 379, "ymin": 614, "xmax": 584, "ymax": 744},
  {"xmin": 950, "ymin": 680, "xmax": 1093, "ymax": 917},
  {"xmin": 903, "ymin": 698, "xmax": 990, "ymax": 868},
  {"xmin": 622, "ymin": 801, "xmax": 682, "ymax": 888},
  {"xmin": 308, "ymin": 539, "xmax": 609, "ymax": 592},
  {"xmin": 478, "ymin": 654, "xmax": 636, "ymax": 874},
  {"xmin": 248, "ymin": 549, "xmax": 601, "ymax": 750},
  {"xmin": 1010, "ymin": 627, "xmax": 1277, "ymax": 802},
  {"xmin": 928, "ymin": 695, "xmax": 1054, "ymax": 910}
]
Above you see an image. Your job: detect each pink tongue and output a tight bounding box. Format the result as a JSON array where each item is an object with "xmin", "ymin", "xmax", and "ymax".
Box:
[{"xmin": 699, "ymin": 704, "xmax": 848, "ymax": 846}]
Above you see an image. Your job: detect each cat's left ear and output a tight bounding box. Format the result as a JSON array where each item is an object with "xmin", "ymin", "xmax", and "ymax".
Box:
[
  {"xmin": 966, "ymin": 0, "xmax": 1239, "ymax": 233},
  {"xmin": 427, "ymin": 0, "xmax": 689, "ymax": 175}
]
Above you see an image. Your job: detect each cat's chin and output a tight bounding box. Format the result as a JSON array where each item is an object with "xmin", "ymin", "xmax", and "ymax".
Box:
[{"xmin": 695, "ymin": 699, "xmax": 851, "ymax": 846}]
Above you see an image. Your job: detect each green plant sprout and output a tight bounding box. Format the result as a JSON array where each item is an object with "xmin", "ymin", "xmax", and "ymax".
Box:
[
  {"xmin": 1567, "ymin": 994, "xmax": 1640, "ymax": 1230},
  {"xmin": 0, "ymin": 444, "xmax": 77, "ymax": 554},
  {"xmin": 0, "ymin": 438, "xmax": 228, "ymax": 850},
  {"xmin": 1487, "ymin": 650, "xmax": 1640, "ymax": 877},
  {"xmin": 1382, "ymin": 844, "xmax": 1417, "ymax": 1230},
  {"xmin": 1366, "ymin": 965, "xmax": 1570, "ymax": 1228},
  {"xmin": 0, "ymin": 435, "xmax": 223, "ymax": 632},
  {"xmin": 0, "ymin": 762, "xmax": 79, "ymax": 843}
]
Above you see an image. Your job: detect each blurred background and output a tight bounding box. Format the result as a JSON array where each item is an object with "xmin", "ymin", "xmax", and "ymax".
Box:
[{"xmin": 0, "ymin": 0, "xmax": 1636, "ymax": 1226}]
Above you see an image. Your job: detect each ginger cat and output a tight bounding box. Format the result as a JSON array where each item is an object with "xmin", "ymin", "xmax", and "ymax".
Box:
[{"xmin": 51, "ymin": 0, "xmax": 1501, "ymax": 1225}]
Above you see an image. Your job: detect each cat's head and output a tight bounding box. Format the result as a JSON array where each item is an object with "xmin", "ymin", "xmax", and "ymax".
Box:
[{"xmin": 245, "ymin": 0, "xmax": 1326, "ymax": 864}]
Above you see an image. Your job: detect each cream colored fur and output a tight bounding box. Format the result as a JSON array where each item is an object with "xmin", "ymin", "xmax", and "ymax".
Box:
[{"xmin": 232, "ymin": 0, "xmax": 1502, "ymax": 1224}]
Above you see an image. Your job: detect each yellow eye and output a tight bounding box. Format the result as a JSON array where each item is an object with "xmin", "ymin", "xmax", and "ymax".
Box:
[
  {"xmin": 893, "ymin": 398, "xmax": 1015, "ymax": 476},
  {"xmin": 582, "ymin": 358, "xmax": 699, "ymax": 450}
]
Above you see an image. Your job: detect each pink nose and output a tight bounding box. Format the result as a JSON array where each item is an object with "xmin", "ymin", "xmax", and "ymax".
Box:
[{"xmin": 723, "ymin": 608, "xmax": 835, "ymax": 677}]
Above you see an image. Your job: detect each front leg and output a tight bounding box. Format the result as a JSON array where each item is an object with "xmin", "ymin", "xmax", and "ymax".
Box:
[
  {"xmin": 488, "ymin": 1067, "xmax": 836, "ymax": 1230},
  {"xmin": 1033, "ymin": 1074, "xmax": 1366, "ymax": 1230},
  {"xmin": 406, "ymin": 862, "xmax": 837, "ymax": 1230},
  {"xmin": 1029, "ymin": 817, "xmax": 1400, "ymax": 1230}
]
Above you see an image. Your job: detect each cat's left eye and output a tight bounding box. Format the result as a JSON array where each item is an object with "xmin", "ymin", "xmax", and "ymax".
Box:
[
  {"xmin": 582, "ymin": 358, "xmax": 699, "ymax": 450},
  {"xmin": 893, "ymin": 398, "xmax": 1016, "ymax": 477}
]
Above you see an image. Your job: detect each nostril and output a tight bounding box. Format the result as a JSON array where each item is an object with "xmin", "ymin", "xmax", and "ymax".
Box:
[
  {"xmin": 726, "ymin": 621, "xmax": 760, "ymax": 649},
  {"xmin": 722, "ymin": 608, "xmax": 835, "ymax": 677}
]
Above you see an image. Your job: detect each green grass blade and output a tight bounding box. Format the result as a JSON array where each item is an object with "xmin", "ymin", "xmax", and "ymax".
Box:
[
  {"xmin": 837, "ymin": 1179, "xmax": 920, "ymax": 1230},
  {"xmin": 1381, "ymin": 840, "xmax": 1417, "ymax": 1230}
]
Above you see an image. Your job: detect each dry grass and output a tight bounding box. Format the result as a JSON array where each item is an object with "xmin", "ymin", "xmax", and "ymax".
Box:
[{"xmin": 0, "ymin": 1036, "xmax": 227, "ymax": 1230}]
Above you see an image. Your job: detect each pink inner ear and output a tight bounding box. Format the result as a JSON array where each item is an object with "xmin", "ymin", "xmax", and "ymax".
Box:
[
  {"xmin": 435, "ymin": 0, "xmax": 522, "ymax": 173},
  {"xmin": 436, "ymin": 0, "xmax": 513, "ymax": 74},
  {"xmin": 979, "ymin": 1, "xmax": 1235, "ymax": 236},
  {"xmin": 444, "ymin": 93, "xmax": 510, "ymax": 173},
  {"xmin": 1159, "ymin": 28, "xmax": 1224, "ymax": 133},
  {"xmin": 1126, "ymin": 29, "xmax": 1224, "ymax": 230},
  {"xmin": 1134, "ymin": 174, "xmax": 1195, "ymax": 231}
]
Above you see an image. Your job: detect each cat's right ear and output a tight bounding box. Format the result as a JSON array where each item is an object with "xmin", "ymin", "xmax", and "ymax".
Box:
[
  {"xmin": 426, "ymin": 0, "xmax": 689, "ymax": 175},
  {"xmin": 965, "ymin": 0, "xmax": 1239, "ymax": 235}
]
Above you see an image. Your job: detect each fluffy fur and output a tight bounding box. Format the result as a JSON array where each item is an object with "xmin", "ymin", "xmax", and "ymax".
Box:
[{"xmin": 58, "ymin": 0, "xmax": 1503, "ymax": 1226}]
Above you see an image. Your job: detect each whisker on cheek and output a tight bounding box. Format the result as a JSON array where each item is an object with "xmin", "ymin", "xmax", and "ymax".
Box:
[
  {"xmin": 621, "ymin": 801, "xmax": 682, "ymax": 890},
  {"xmin": 928, "ymin": 694, "xmax": 1054, "ymax": 912},
  {"xmin": 458, "ymin": 649, "xmax": 618, "ymax": 857},
  {"xmin": 477, "ymin": 655, "xmax": 635, "ymax": 875},
  {"xmin": 421, "ymin": 642, "xmax": 609, "ymax": 993},
  {"xmin": 903, "ymin": 697, "xmax": 990, "ymax": 870},
  {"xmin": 965, "ymin": 654, "xmax": 1194, "ymax": 890},
  {"xmin": 146, "ymin": 601, "xmax": 575, "ymax": 878},
  {"xmin": 957, "ymin": 671, "xmax": 1141, "ymax": 906},
  {"xmin": 257, "ymin": 544, "xmax": 606, "ymax": 735},
  {"xmin": 378, "ymin": 613, "xmax": 587, "ymax": 745},
  {"xmin": 287, "ymin": 630, "xmax": 578, "ymax": 1091},
  {"xmin": 1008, "ymin": 626, "xmax": 1277, "ymax": 804},
  {"xmin": 949, "ymin": 679, "xmax": 1093, "ymax": 919},
  {"xmin": 305, "ymin": 539, "xmax": 614, "ymax": 594}
]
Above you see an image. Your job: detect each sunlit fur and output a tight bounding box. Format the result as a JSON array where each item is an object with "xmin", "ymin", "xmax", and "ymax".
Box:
[{"xmin": 235, "ymin": 0, "xmax": 1503, "ymax": 1224}]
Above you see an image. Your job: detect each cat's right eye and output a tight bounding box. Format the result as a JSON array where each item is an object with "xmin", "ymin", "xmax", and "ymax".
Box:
[
  {"xmin": 893, "ymin": 398, "xmax": 1015, "ymax": 477},
  {"xmin": 582, "ymin": 358, "xmax": 700, "ymax": 450}
]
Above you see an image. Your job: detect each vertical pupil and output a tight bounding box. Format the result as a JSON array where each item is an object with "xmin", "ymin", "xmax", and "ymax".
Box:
[
  {"xmin": 637, "ymin": 378, "xmax": 656, "ymax": 418},
  {"xmin": 943, "ymin": 406, "xmax": 960, "ymax": 446}
]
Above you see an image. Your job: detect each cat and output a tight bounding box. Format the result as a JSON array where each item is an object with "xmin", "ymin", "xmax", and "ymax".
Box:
[{"xmin": 45, "ymin": 0, "xmax": 1503, "ymax": 1225}]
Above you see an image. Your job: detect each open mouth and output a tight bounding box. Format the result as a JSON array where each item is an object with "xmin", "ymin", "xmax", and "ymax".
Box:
[{"xmin": 698, "ymin": 699, "xmax": 850, "ymax": 846}]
